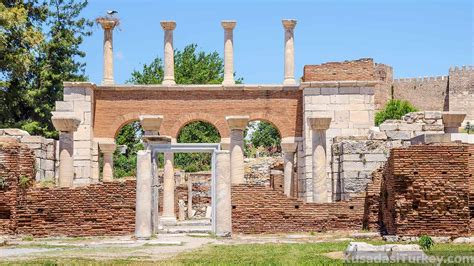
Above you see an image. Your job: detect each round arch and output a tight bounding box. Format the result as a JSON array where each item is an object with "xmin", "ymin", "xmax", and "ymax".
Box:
[{"xmin": 168, "ymin": 113, "xmax": 228, "ymax": 139}]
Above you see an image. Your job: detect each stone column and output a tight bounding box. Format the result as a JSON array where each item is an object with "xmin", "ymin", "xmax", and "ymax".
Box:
[
  {"xmin": 308, "ymin": 117, "xmax": 332, "ymax": 203},
  {"xmin": 442, "ymin": 112, "xmax": 466, "ymax": 133},
  {"xmin": 160, "ymin": 21, "xmax": 176, "ymax": 85},
  {"xmin": 281, "ymin": 139, "xmax": 297, "ymax": 197},
  {"xmin": 215, "ymin": 150, "xmax": 232, "ymax": 237},
  {"xmin": 97, "ymin": 19, "xmax": 118, "ymax": 85},
  {"xmin": 226, "ymin": 116, "xmax": 249, "ymax": 184},
  {"xmin": 282, "ymin": 19, "xmax": 297, "ymax": 85},
  {"xmin": 51, "ymin": 113, "xmax": 81, "ymax": 187},
  {"xmin": 135, "ymin": 150, "xmax": 152, "ymax": 239},
  {"xmin": 161, "ymin": 151, "xmax": 177, "ymax": 225},
  {"xmin": 221, "ymin": 21, "xmax": 236, "ymax": 86},
  {"xmin": 98, "ymin": 138, "xmax": 116, "ymax": 182}
]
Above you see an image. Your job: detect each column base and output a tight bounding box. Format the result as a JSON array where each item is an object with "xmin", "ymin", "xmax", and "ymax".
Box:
[
  {"xmin": 102, "ymin": 79, "xmax": 114, "ymax": 85},
  {"xmin": 283, "ymin": 78, "xmax": 296, "ymax": 85},
  {"xmin": 160, "ymin": 216, "xmax": 177, "ymax": 226},
  {"xmin": 162, "ymin": 79, "xmax": 176, "ymax": 85},
  {"xmin": 222, "ymin": 79, "xmax": 235, "ymax": 86}
]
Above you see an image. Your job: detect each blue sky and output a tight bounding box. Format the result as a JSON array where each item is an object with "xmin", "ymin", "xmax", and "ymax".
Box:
[{"xmin": 80, "ymin": 0, "xmax": 473, "ymax": 84}]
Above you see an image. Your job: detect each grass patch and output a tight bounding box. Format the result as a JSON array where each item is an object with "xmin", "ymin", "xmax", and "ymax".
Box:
[{"xmin": 170, "ymin": 242, "xmax": 348, "ymax": 265}]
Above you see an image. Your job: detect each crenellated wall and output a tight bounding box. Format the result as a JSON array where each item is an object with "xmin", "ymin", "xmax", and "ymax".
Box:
[
  {"xmin": 448, "ymin": 66, "xmax": 474, "ymax": 125},
  {"xmin": 392, "ymin": 76, "xmax": 449, "ymax": 112}
]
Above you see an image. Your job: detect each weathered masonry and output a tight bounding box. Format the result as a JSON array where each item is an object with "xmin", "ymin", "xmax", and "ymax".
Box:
[{"xmin": 0, "ymin": 18, "xmax": 472, "ymax": 238}]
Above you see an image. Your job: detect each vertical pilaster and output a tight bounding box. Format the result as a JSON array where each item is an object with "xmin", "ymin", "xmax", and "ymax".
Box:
[
  {"xmin": 215, "ymin": 150, "xmax": 232, "ymax": 236},
  {"xmin": 161, "ymin": 151, "xmax": 177, "ymax": 225},
  {"xmin": 135, "ymin": 150, "xmax": 152, "ymax": 239},
  {"xmin": 281, "ymin": 139, "xmax": 297, "ymax": 197},
  {"xmin": 98, "ymin": 138, "xmax": 116, "ymax": 182}
]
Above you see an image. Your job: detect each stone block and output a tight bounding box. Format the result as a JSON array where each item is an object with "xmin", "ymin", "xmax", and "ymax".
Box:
[
  {"xmin": 341, "ymin": 154, "xmax": 361, "ymax": 161},
  {"xmin": 350, "ymin": 111, "xmax": 370, "ymax": 123},
  {"xmin": 41, "ymin": 159, "xmax": 55, "ymax": 171},
  {"xmin": 330, "ymin": 95, "xmax": 349, "ymax": 104},
  {"xmin": 369, "ymin": 131, "xmax": 387, "ymax": 140},
  {"xmin": 74, "ymin": 101, "xmax": 92, "ymax": 113},
  {"xmin": 74, "ymin": 125, "xmax": 92, "ymax": 141},
  {"xmin": 84, "ymin": 112, "xmax": 92, "ymax": 125},
  {"xmin": 348, "ymin": 95, "xmax": 366, "ymax": 104},
  {"xmin": 74, "ymin": 148, "xmax": 91, "ymax": 160},
  {"xmin": 24, "ymin": 143, "xmax": 42, "ymax": 150},
  {"xmin": 398, "ymin": 123, "xmax": 422, "ymax": 131},
  {"xmin": 335, "ymin": 110, "xmax": 350, "ymax": 122},
  {"xmin": 45, "ymin": 170, "xmax": 55, "ymax": 179},
  {"xmin": 303, "ymin": 87, "xmax": 321, "ymax": 95},
  {"xmin": 321, "ymin": 87, "xmax": 339, "ymax": 95},
  {"xmin": 21, "ymin": 135, "xmax": 44, "ymax": 143},
  {"xmin": 422, "ymin": 124, "xmax": 444, "ymax": 131},
  {"xmin": 310, "ymin": 95, "xmax": 330, "ymax": 104},
  {"xmin": 359, "ymin": 87, "xmax": 374, "ymax": 95},
  {"xmin": 75, "ymin": 140, "xmax": 91, "ymax": 149},
  {"xmin": 379, "ymin": 122, "xmax": 398, "ymax": 131},
  {"xmin": 424, "ymin": 111, "xmax": 442, "ymax": 120},
  {"xmin": 364, "ymin": 153, "xmax": 388, "ymax": 162},
  {"xmin": 341, "ymin": 161, "xmax": 383, "ymax": 171},
  {"xmin": 338, "ymin": 87, "xmax": 360, "ymax": 94},
  {"xmin": 386, "ymin": 130, "xmax": 412, "ymax": 140},
  {"xmin": 55, "ymin": 101, "xmax": 73, "ymax": 111}
]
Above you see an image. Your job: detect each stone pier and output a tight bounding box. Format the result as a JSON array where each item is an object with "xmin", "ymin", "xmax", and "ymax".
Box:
[
  {"xmin": 226, "ymin": 116, "xmax": 249, "ymax": 184},
  {"xmin": 442, "ymin": 112, "xmax": 466, "ymax": 133},
  {"xmin": 222, "ymin": 21, "xmax": 237, "ymax": 85},
  {"xmin": 282, "ymin": 19, "xmax": 297, "ymax": 85},
  {"xmin": 215, "ymin": 150, "xmax": 232, "ymax": 236},
  {"xmin": 51, "ymin": 113, "xmax": 81, "ymax": 187},
  {"xmin": 161, "ymin": 21, "xmax": 176, "ymax": 85},
  {"xmin": 308, "ymin": 117, "xmax": 332, "ymax": 203},
  {"xmin": 97, "ymin": 18, "xmax": 118, "ymax": 85},
  {"xmin": 135, "ymin": 150, "xmax": 152, "ymax": 239},
  {"xmin": 281, "ymin": 138, "xmax": 297, "ymax": 197},
  {"xmin": 97, "ymin": 138, "xmax": 116, "ymax": 181}
]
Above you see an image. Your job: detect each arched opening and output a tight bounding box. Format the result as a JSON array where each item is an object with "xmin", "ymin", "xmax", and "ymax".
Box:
[
  {"xmin": 175, "ymin": 121, "xmax": 221, "ymax": 172},
  {"xmin": 243, "ymin": 120, "xmax": 283, "ymax": 187},
  {"xmin": 112, "ymin": 121, "xmax": 144, "ymax": 179}
]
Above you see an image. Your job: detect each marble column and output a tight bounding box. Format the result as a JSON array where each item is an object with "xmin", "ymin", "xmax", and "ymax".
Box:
[
  {"xmin": 308, "ymin": 117, "xmax": 332, "ymax": 203},
  {"xmin": 161, "ymin": 151, "xmax": 177, "ymax": 225},
  {"xmin": 215, "ymin": 150, "xmax": 232, "ymax": 237},
  {"xmin": 442, "ymin": 112, "xmax": 466, "ymax": 133},
  {"xmin": 51, "ymin": 113, "xmax": 81, "ymax": 187},
  {"xmin": 226, "ymin": 116, "xmax": 249, "ymax": 184},
  {"xmin": 282, "ymin": 19, "xmax": 297, "ymax": 85},
  {"xmin": 221, "ymin": 21, "xmax": 236, "ymax": 85},
  {"xmin": 135, "ymin": 150, "xmax": 152, "ymax": 239},
  {"xmin": 98, "ymin": 138, "xmax": 116, "ymax": 182},
  {"xmin": 281, "ymin": 139, "xmax": 297, "ymax": 197},
  {"xmin": 97, "ymin": 19, "xmax": 118, "ymax": 85},
  {"xmin": 160, "ymin": 21, "xmax": 176, "ymax": 85}
]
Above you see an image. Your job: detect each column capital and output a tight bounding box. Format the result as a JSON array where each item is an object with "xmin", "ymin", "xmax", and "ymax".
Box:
[
  {"xmin": 139, "ymin": 115, "xmax": 164, "ymax": 132},
  {"xmin": 221, "ymin": 20, "xmax": 236, "ymax": 30},
  {"xmin": 160, "ymin": 21, "xmax": 176, "ymax": 31},
  {"xmin": 281, "ymin": 141, "xmax": 297, "ymax": 153},
  {"xmin": 226, "ymin": 115, "xmax": 249, "ymax": 130},
  {"xmin": 97, "ymin": 138, "xmax": 116, "ymax": 153},
  {"xmin": 51, "ymin": 112, "xmax": 81, "ymax": 132},
  {"xmin": 308, "ymin": 116, "xmax": 332, "ymax": 130},
  {"xmin": 97, "ymin": 18, "xmax": 118, "ymax": 30},
  {"xmin": 282, "ymin": 19, "xmax": 297, "ymax": 30},
  {"xmin": 442, "ymin": 112, "xmax": 466, "ymax": 129}
]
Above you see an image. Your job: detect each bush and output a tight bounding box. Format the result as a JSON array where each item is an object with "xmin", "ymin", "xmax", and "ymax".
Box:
[
  {"xmin": 18, "ymin": 175, "xmax": 31, "ymax": 189},
  {"xmin": 375, "ymin": 99, "xmax": 418, "ymax": 126},
  {"xmin": 418, "ymin": 235, "xmax": 434, "ymax": 250}
]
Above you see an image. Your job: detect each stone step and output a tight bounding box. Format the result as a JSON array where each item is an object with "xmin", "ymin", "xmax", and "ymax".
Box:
[
  {"xmin": 159, "ymin": 225, "xmax": 212, "ymax": 234},
  {"xmin": 175, "ymin": 219, "xmax": 211, "ymax": 227}
]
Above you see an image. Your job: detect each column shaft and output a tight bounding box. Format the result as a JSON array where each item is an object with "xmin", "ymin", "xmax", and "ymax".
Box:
[
  {"xmin": 312, "ymin": 130, "xmax": 328, "ymax": 203},
  {"xmin": 162, "ymin": 152, "xmax": 177, "ymax": 225},
  {"xmin": 103, "ymin": 151, "xmax": 114, "ymax": 181},
  {"xmin": 215, "ymin": 150, "xmax": 232, "ymax": 236},
  {"xmin": 282, "ymin": 19, "xmax": 297, "ymax": 85},
  {"xmin": 161, "ymin": 21, "xmax": 176, "ymax": 85},
  {"xmin": 58, "ymin": 131, "xmax": 74, "ymax": 187},
  {"xmin": 103, "ymin": 28, "xmax": 114, "ymax": 84},
  {"xmin": 283, "ymin": 151, "xmax": 295, "ymax": 197},
  {"xmin": 135, "ymin": 150, "xmax": 152, "ymax": 239},
  {"xmin": 222, "ymin": 21, "xmax": 236, "ymax": 85},
  {"xmin": 230, "ymin": 129, "xmax": 245, "ymax": 184}
]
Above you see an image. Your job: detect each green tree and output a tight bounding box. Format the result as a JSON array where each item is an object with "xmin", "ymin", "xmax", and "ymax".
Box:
[
  {"xmin": 244, "ymin": 121, "xmax": 281, "ymax": 157},
  {"xmin": 119, "ymin": 44, "xmax": 241, "ymax": 174},
  {"xmin": 375, "ymin": 99, "xmax": 418, "ymax": 126},
  {"xmin": 113, "ymin": 121, "xmax": 144, "ymax": 178},
  {"xmin": 0, "ymin": 0, "xmax": 92, "ymax": 137}
]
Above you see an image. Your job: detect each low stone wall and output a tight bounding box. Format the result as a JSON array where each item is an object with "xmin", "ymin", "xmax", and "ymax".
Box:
[
  {"xmin": 381, "ymin": 144, "xmax": 472, "ymax": 237},
  {"xmin": 0, "ymin": 129, "xmax": 57, "ymax": 181},
  {"xmin": 377, "ymin": 111, "xmax": 444, "ymax": 141}
]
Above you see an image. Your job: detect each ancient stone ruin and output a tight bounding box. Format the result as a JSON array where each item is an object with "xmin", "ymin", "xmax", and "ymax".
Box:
[{"xmin": 0, "ymin": 18, "xmax": 472, "ymax": 239}]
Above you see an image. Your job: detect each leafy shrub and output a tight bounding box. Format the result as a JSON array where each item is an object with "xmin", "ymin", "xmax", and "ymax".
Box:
[
  {"xmin": 418, "ymin": 235, "xmax": 434, "ymax": 250},
  {"xmin": 0, "ymin": 176, "xmax": 6, "ymax": 189},
  {"xmin": 375, "ymin": 99, "xmax": 418, "ymax": 126}
]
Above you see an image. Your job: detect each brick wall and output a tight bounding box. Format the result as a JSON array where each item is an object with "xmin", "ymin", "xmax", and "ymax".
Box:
[
  {"xmin": 93, "ymin": 86, "xmax": 302, "ymax": 139},
  {"xmin": 303, "ymin": 58, "xmax": 375, "ymax": 82},
  {"xmin": 381, "ymin": 144, "xmax": 471, "ymax": 237}
]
